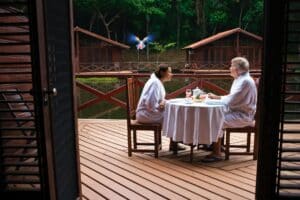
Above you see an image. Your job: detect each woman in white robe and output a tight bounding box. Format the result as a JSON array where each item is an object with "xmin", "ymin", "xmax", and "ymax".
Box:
[
  {"xmin": 136, "ymin": 65, "xmax": 173, "ymax": 124},
  {"xmin": 202, "ymin": 57, "xmax": 257, "ymax": 162}
]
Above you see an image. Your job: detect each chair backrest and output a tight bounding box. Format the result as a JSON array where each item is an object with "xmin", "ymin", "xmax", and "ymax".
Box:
[
  {"xmin": 254, "ymin": 77, "xmax": 260, "ymax": 129},
  {"xmin": 126, "ymin": 78, "xmax": 140, "ymax": 122}
]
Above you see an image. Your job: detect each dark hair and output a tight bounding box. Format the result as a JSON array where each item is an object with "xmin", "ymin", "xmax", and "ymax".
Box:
[{"xmin": 154, "ymin": 64, "xmax": 170, "ymax": 79}]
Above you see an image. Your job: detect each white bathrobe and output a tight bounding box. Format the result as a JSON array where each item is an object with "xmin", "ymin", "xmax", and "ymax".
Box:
[
  {"xmin": 136, "ymin": 73, "xmax": 166, "ymax": 124},
  {"xmin": 218, "ymin": 72, "xmax": 257, "ymax": 137}
]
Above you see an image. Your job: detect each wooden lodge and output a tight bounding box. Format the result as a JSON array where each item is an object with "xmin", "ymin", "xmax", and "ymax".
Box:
[
  {"xmin": 183, "ymin": 28, "xmax": 263, "ymax": 69},
  {"xmin": 74, "ymin": 26, "xmax": 130, "ymax": 72}
]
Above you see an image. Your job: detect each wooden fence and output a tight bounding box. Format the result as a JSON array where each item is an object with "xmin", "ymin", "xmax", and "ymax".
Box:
[{"xmin": 75, "ymin": 70, "xmax": 261, "ymax": 118}]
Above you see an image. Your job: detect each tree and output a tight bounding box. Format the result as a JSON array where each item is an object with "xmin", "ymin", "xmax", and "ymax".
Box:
[
  {"xmin": 134, "ymin": 0, "xmax": 170, "ymax": 60},
  {"xmin": 207, "ymin": 0, "xmax": 229, "ymax": 34},
  {"xmin": 74, "ymin": 0, "xmax": 264, "ymax": 49},
  {"xmin": 195, "ymin": 0, "xmax": 206, "ymax": 38},
  {"xmin": 75, "ymin": 0, "xmax": 144, "ymax": 39},
  {"xmin": 242, "ymin": 0, "xmax": 263, "ymax": 32},
  {"xmin": 236, "ymin": 0, "xmax": 252, "ymax": 28},
  {"xmin": 150, "ymin": 42, "xmax": 176, "ymax": 63}
]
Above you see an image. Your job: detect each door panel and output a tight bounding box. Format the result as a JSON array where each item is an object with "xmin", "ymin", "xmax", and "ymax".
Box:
[{"xmin": 0, "ymin": 1, "xmax": 81, "ymax": 199}]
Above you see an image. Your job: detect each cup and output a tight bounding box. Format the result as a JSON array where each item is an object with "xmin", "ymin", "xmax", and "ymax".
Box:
[{"xmin": 185, "ymin": 88, "xmax": 192, "ymax": 98}]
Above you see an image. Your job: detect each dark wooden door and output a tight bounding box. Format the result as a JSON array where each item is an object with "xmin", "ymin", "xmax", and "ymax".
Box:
[
  {"xmin": 42, "ymin": 0, "xmax": 81, "ymax": 199},
  {"xmin": 256, "ymin": 0, "xmax": 300, "ymax": 199},
  {"xmin": 0, "ymin": 0, "xmax": 81, "ymax": 199}
]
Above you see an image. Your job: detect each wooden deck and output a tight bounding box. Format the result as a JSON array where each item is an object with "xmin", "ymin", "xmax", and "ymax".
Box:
[{"xmin": 78, "ymin": 119, "xmax": 260, "ymax": 200}]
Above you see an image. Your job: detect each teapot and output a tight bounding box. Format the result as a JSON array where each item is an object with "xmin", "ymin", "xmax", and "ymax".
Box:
[
  {"xmin": 192, "ymin": 87, "xmax": 201, "ymax": 97},
  {"xmin": 192, "ymin": 87, "xmax": 205, "ymax": 98}
]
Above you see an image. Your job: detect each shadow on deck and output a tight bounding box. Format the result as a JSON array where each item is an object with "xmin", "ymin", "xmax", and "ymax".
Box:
[{"xmin": 78, "ymin": 119, "xmax": 257, "ymax": 200}]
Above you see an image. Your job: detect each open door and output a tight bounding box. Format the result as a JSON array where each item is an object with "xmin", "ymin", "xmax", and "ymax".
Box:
[
  {"xmin": 35, "ymin": 0, "xmax": 82, "ymax": 199},
  {"xmin": 256, "ymin": 0, "xmax": 300, "ymax": 199},
  {"xmin": 0, "ymin": 0, "xmax": 81, "ymax": 199}
]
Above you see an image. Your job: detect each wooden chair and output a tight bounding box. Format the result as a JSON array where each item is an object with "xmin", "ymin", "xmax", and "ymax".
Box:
[
  {"xmin": 126, "ymin": 77, "xmax": 162, "ymax": 158},
  {"xmin": 224, "ymin": 118, "xmax": 258, "ymax": 160},
  {"xmin": 224, "ymin": 78, "xmax": 260, "ymax": 160}
]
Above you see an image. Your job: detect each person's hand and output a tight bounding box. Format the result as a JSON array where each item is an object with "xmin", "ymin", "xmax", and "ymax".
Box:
[
  {"xmin": 207, "ymin": 93, "xmax": 220, "ymax": 99},
  {"xmin": 159, "ymin": 100, "xmax": 166, "ymax": 110},
  {"xmin": 199, "ymin": 94, "xmax": 207, "ymax": 99}
]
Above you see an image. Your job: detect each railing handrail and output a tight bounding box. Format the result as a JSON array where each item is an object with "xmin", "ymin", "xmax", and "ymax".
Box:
[{"xmin": 75, "ymin": 70, "xmax": 261, "ymax": 79}]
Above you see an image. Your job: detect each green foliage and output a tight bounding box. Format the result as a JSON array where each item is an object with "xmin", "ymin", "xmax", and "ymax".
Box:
[
  {"xmin": 74, "ymin": 0, "xmax": 264, "ymax": 47},
  {"xmin": 150, "ymin": 42, "xmax": 176, "ymax": 62},
  {"xmin": 242, "ymin": 0, "xmax": 263, "ymax": 31},
  {"xmin": 150, "ymin": 42, "xmax": 176, "ymax": 53},
  {"xmin": 208, "ymin": 10, "xmax": 229, "ymax": 27},
  {"xmin": 76, "ymin": 77, "xmax": 119, "ymax": 85}
]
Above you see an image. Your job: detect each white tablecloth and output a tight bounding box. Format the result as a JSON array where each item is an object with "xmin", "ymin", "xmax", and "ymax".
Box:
[{"xmin": 162, "ymin": 98, "xmax": 225, "ymax": 145}]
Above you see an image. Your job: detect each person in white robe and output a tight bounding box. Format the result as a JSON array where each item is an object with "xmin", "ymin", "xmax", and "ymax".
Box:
[
  {"xmin": 136, "ymin": 65, "xmax": 185, "ymax": 151},
  {"xmin": 202, "ymin": 57, "xmax": 257, "ymax": 162},
  {"xmin": 136, "ymin": 65, "xmax": 172, "ymax": 123}
]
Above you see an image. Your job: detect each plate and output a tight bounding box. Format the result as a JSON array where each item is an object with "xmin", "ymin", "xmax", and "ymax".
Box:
[
  {"xmin": 168, "ymin": 98, "xmax": 184, "ymax": 103},
  {"xmin": 193, "ymin": 98, "xmax": 204, "ymax": 103},
  {"xmin": 185, "ymin": 99, "xmax": 193, "ymax": 104}
]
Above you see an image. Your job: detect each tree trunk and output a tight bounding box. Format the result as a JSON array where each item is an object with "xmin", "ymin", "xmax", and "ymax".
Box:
[
  {"xmin": 195, "ymin": 0, "xmax": 206, "ymax": 38},
  {"xmin": 122, "ymin": 17, "xmax": 127, "ymax": 43},
  {"xmin": 176, "ymin": 0, "xmax": 181, "ymax": 50},
  {"xmin": 239, "ymin": 6, "xmax": 243, "ymax": 28},
  {"xmin": 201, "ymin": 0, "xmax": 206, "ymax": 37},
  {"xmin": 146, "ymin": 14, "xmax": 150, "ymax": 61},
  {"xmin": 104, "ymin": 24, "xmax": 111, "ymax": 39},
  {"xmin": 89, "ymin": 12, "xmax": 97, "ymax": 31},
  {"xmin": 97, "ymin": 10, "xmax": 120, "ymax": 39},
  {"xmin": 196, "ymin": 0, "xmax": 200, "ymax": 25}
]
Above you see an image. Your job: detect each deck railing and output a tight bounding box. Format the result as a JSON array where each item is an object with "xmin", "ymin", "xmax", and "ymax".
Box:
[
  {"xmin": 75, "ymin": 70, "xmax": 261, "ymax": 118},
  {"xmin": 77, "ymin": 62, "xmax": 262, "ymax": 73}
]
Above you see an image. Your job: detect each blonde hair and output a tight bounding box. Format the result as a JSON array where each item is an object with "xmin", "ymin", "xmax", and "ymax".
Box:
[{"xmin": 231, "ymin": 57, "xmax": 250, "ymax": 72}]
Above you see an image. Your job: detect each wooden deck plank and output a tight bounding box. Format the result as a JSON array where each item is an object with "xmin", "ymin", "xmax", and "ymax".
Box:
[
  {"xmin": 80, "ymin": 141, "xmax": 209, "ymax": 200},
  {"xmin": 81, "ymin": 165, "xmax": 146, "ymax": 200},
  {"xmin": 81, "ymin": 158, "xmax": 166, "ymax": 200},
  {"xmin": 80, "ymin": 133, "xmax": 254, "ymax": 198},
  {"xmin": 81, "ymin": 173, "xmax": 127, "ymax": 200},
  {"xmin": 81, "ymin": 183, "xmax": 107, "ymax": 200},
  {"xmin": 80, "ymin": 141, "xmax": 249, "ymax": 200},
  {"xmin": 79, "ymin": 119, "xmax": 257, "ymax": 200}
]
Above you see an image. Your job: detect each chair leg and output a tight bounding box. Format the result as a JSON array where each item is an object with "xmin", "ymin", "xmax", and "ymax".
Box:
[
  {"xmin": 159, "ymin": 130, "xmax": 162, "ymax": 150},
  {"xmin": 225, "ymin": 130, "xmax": 230, "ymax": 160},
  {"xmin": 253, "ymin": 130, "xmax": 258, "ymax": 160},
  {"xmin": 133, "ymin": 129, "xmax": 137, "ymax": 149},
  {"xmin": 154, "ymin": 129, "xmax": 159, "ymax": 158},
  {"xmin": 246, "ymin": 132, "xmax": 251, "ymax": 152},
  {"xmin": 190, "ymin": 144, "xmax": 194, "ymax": 163},
  {"xmin": 221, "ymin": 136, "xmax": 225, "ymax": 146},
  {"xmin": 128, "ymin": 129, "xmax": 132, "ymax": 157}
]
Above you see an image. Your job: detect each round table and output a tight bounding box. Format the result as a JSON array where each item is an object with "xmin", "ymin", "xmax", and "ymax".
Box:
[{"xmin": 162, "ymin": 98, "xmax": 225, "ymax": 146}]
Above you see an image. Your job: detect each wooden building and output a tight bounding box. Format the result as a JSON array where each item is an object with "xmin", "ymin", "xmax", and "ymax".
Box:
[
  {"xmin": 74, "ymin": 26, "xmax": 130, "ymax": 72},
  {"xmin": 183, "ymin": 28, "xmax": 263, "ymax": 69}
]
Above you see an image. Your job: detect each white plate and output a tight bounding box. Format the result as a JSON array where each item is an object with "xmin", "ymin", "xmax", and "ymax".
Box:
[
  {"xmin": 204, "ymin": 99, "xmax": 225, "ymax": 105},
  {"xmin": 168, "ymin": 98, "xmax": 184, "ymax": 103}
]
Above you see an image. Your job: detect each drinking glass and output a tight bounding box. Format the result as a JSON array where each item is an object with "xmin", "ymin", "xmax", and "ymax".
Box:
[{"xmin": 185, "ymin": 88, "xmax": 192, "ymax": 98}]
